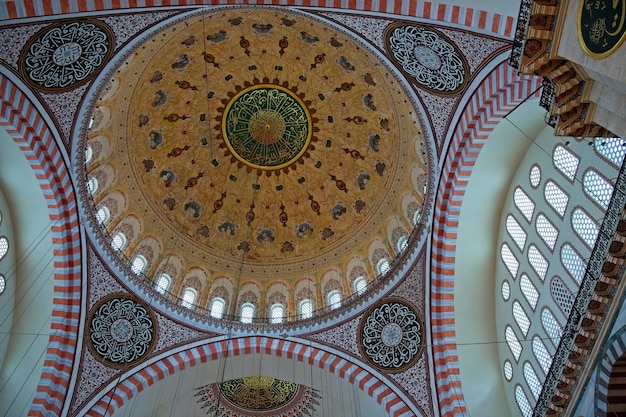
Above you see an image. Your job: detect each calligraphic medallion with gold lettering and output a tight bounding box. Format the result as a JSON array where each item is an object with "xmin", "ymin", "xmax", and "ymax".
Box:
[
  {"xmin": 579, "ymin": 0, "xmax": 626, "ymax": 58},
  {"xmin": 222, "ymin": 84, "xmax": 312, "ymax": 170}
]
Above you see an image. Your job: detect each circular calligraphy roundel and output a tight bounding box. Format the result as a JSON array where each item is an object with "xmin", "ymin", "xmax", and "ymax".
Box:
[
  {"xmin": 88, "ymin": 295, "xmax": 156, "ymax": 366},
  {"xmin": 221, "ymin": 84, "xmax": 312, "ymax": 170},
  {"xmin": 21, "ymin": 20, "xmax": 113, "ymax": 91},
  {"xmin": 359, "ymin": 299, "xmax": 423, "ymax": 371},
  {"xmin": 386, "ymin": 24, "xmax": 467, "ymax": 94}
]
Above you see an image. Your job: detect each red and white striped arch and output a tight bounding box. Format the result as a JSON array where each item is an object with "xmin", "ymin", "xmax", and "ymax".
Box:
[
  {"xmin": 430, "ymin": 60, "xmax": 542, "ymax": 416},
  {"xmin": 0, "ymin": 75, "xmax": 82, "ymax": 417},
  {"xmin": 0, "ymin": 1, "xmax": 515, "ymax": 38},
  {"xmin": 81, "ymin": 336, "xmax": 420, "ymax": 417}
]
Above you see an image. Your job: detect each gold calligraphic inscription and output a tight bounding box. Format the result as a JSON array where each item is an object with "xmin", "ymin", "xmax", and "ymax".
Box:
[
  {"xmin": 219, "ymin": 376, "xmax": 299, "ymax": 411},
  {"xmin": 579, "ymin": 0, "xmax": 626, "ymax": 57}
]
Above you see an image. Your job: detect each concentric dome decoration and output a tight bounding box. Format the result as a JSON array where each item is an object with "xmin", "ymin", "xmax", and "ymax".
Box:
[
  {"xmin": 87, "ymin": 295, "xmax": 156, "ymax": 366},
  {"xmin": 83, "ymin": 8, "xmax": 430, "ymax": 321},
  {"xmin": 359, "ymin": 299, "xmax": 423, "ymax": 371}
]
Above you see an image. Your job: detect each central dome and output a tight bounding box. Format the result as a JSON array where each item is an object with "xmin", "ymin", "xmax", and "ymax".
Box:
[{"xmin": 84, "ymin": 8, "xmax": 429, "ymax": 322}]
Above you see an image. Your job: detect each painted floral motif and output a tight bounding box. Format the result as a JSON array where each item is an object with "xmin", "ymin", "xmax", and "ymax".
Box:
[
  {"xmin": 88, "ymin": 296, "xmax": 155, "ymax": 365},
  {"xmin": 257, "ymin": 228, "xmax": 275, "ymax": 243},
  {"xmin": 296, "ymin": 222, "xmax": 313, "ymax": 238},
  {"xmin": 359, "ymin": 300, "xmax": 422, "ymax": 371}
]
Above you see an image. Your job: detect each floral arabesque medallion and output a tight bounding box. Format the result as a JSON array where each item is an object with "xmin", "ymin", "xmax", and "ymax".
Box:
[
  {"xmin": 88, "ymin": 295, "xmax": 156, "ymax": 366},
  {"xmin": 21, "ymin": 20, "xmax": 113, "ymax": 91},
  {"xmin": 386, "ymin": 24, "xmax": 467, "ymax": 94},
  {"xmin": 359, "ymin": 299, "xmax": 423, "ymax": 371}
]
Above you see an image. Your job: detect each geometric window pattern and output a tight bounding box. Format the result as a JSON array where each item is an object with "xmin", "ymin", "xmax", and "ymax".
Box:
[
  {"xmin": 155, "ymin": 274, "xmax": 171, "ymax": 294},
  {"xmin": 210, "ymin": 298, "xmax": 226, "ymax": 319},
  {"xmin": 532, "ymin": 336, "xmax": 553, "ymax": 376},
  {"xmin": 240, "ymin": 303, "xmax": 254, "ymax": 323},
  {"xmin": 501, "ymin": 243, "xmax": 520, "ymax": 278},
  {"xmin": 504, "ymin": 360, "xmax": 514, "ymax": 381},
  {"xmin": 541, "ymin": 308, "xmax": 563, "ymax": 346},
  {"xmin": 553, "ymin": 145, "xmax": 580, "ymax": 181},
  {"xmin": 583, "ymin": 169, "xmax": 614, "ymax": 209},
  {"xmin": 0, "ymin": 236, "xmax": 7, "ymax": 261},
  {"xmin": 550, "ymin": 276, "xmax": 574, "ymax": 316},
  {"xmin": 514, "ymin": 187, "xmax": 535, "ymax": 222},
  {"xmin": 536, "ymin": 214, "xmax": 558, "ymax": 250},
  {"xmin": 506, "ymin": 324, "xmax": 523, "ymax": 361},
  {"xmin": 181, "ymin": 288, "xmax": 197, "ymax": 309},
  {"xmin": 87, "ymin": 177, "xmax": 98, "ymax": 195},
  {"xmin": 528, "ymin": 244, "xmax": 549, "ymax": 281},
  {"xmin": 524, "ymin": 362, "xmax": 542, "ymax": 400},
  {"xmin": 270, "ymin": 304, "xmax": 284, "ymax": 324},
  {"xmin": 111, "ymin": 232, "xmax": 126, "ymax": 251},
  {"xmin": 300, "ymin": 299, "xmax": 313, "ymax": 319},
  {"xmin": 572, "ymin": 208, "xmax": 600, "ymax": 249},
  {"xmin": 594, "ymin": 137, "xmax": 626, "ymax": 167},
  {"xmin": 131, "ymin": 255, "xmax": 147, "ymax": 275},
  {"xmin": 354, "ymin": 276, "xmax": 367, "ymax": 295},
  {"xmin": 513, "ymin": 300, "xmax": 531, "ymax": 337},
  {"xmin": 561, "ymin": 244, "xmax": 586, "ymax": 284},
  {"xmin": 520, "ymin": 274, "xmax": 539, "ymax": 310},
  {"xmin": 328, "ymin": 290, "xmax": 341, "ymax": 309},
  {"xmin": 96, "ymin": 206, "xmax": 110, "ymax": 224},
  {"xmin": 516, "ymin": 385, "xmax": 533, "ymax": 417},
  {"xmin": 544, "ymin": 181, "xmax": 569, "ymax": 217},
  {"xmin": 507, "ymin": 214, "xmax": 527, "ymax": 250}
]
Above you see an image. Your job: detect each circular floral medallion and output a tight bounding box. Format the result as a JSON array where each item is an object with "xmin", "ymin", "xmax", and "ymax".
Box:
[
  {"xmin": 386, "ymin": 24, "xmax": 467, "ymax": 94},
  {"xmin": 21, "ymin": 20, "xmax": 113, "ymax": 90},
  {"xmin": 359, "ymin": 299, "xmax": 423, "ymax": 371},
  {"xmin": 88, "ymin": 296, "xmax": 156, "ymax": 366},
  {"xmin": 222, "ymin": 84, "xmax": 312, "ymax": 170}
]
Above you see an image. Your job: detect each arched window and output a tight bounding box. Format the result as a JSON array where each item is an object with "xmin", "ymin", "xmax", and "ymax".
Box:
[
  {"xmin": 181, "ymin": 288, "xmax": 197, "ymax": 309},
  {"xmin": 85, "ymin": 146, "xmax": 93, "ymax": 163},
  {"xmin": 541, "ymin": 308, "xmax": 563, "ymax": 346},
  {"xmin": 523, "ymin": 362, "xmax": 542, "ymax": 400},
  {"xmin": 536, "ymin": 214, "xmax": 558, "ymax": 250},
  {"xmin": 396, "ymin": 236, "xmax": 408, "ymax": 253},
  {"xmin": 210, "ymin": 298, "xmax": 226, "ymax": 319},
  {"xmin": 515, "ymin": 385, "xmax": 533, "ymax": 417},
  {"xmin": 154, "ymin": 274, "xmax": 171, "ymax": 294},
  {"xmin": 505, "ymin": 325, "xmax": 523, "ymax": 361},
  {"xmin": 327, "ymin": 290, "xmax": 341, "ymax": 309},
  {"xmin": 594, "ymin": 137, "xmax": 626, "ymax": 167},
  {"xmin": 553, "ymin": 145, "xmax": 580, "ymax": 181},
  {"xmin": 111, "ymin": 232, "xmax": 126, "ymax": 251},
  {"xmin": 87, "ymin": 177, "xmax": 98, "ymax": 195},
  {"xmin": 412, "ymin": 209, "xmax": 422, "ymax": 226},
  {"xmin": 270, "ymin": 304, "xmax": 284, "ymax": 324},
  {"xmin": 561, "ymin": 244, "xmax": 586, "ymax": 284},
  {"xmin": 530, "ymin": 165, "xmax": 541, "ymax": 188},
  {"xmin": 513, "ymin": 301, "xmax": 531, "ymax": 337},
  {"xmin": 583, "ymin": 169, "xmax": 614, "ymax": 209},
  {"xmin": 0, "ymin": 236, "xmax": 8, "ymax": 261},
  {"xmin": 376, "ymin": 258, "xmax": 390, "ymax": 275},
  {"xmin": 240, "ymin": 303, "xmax": 255, "ymax": 323},
  {"xmin": 514, "ymin": 187, "xmax": 535, "ymax": 222},
  {"xmin": 504, "ymin": 360, "xmax": 513, "ymax": 381},
  {"xmin": 131, "ymin": 255, "xmax": 147, "ymax": 275},
  {"xmin": 96, "ymin": 206, "xmax": 110, "ymax": 224},
  {"xmin": 300, "ymin": 299, "xmax": 313, "ymax": 319},
  {"xmin": 520, "ymin": 274, "xmax": 539, "ymax": 310},
  {"xmin": 572, "ymin": 208, "xmax": 599, "ymax": 248},
  {"xmin": 532, "ymin": 336, "xmax": 553, "ymax": 375},
  {"xmin": 528, "ymin": 245, "xmax": 548, "ymax": 281},
  {"xmin": 506, "ymin": 214, "xmax": 527, "ymax": 250},
  {"xmin": 501, "ymin": 243, "xmax": 519, "ymax": 278},
  {"xmin": 550, "ymin": 277, "xmax": 574, "ymax": 316},
  {"xmin": 354, "ymin": 276, "xmax": 367, "ymax": 295},
  {"xmin": 544, "ymin": 181, "xmax": 569, "ymax": 217},
  {"xmin": 0, "ymin": 274, "xmax": 5, "ymax": 295}
]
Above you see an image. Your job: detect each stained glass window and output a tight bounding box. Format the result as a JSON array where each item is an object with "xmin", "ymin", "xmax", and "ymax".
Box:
[
  {"xmin": 530, "ymin": 165, "xmax": 541, "ymax": 188},
  {"xmin": 504, "ymin": 360, "xmax": 513, "ymax": 381},
  {"xmin": 550, "ymin": 277, "xmax": 574, "ymax": 316},
  {"xmin": 96, "ymin": 206, "xmax": 110, "ymax": 224}
]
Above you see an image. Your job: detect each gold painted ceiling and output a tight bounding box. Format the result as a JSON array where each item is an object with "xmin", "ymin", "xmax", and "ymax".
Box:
[{"xmin": 88, "ymin": 8, "xmax": 428, "ymax": 314}]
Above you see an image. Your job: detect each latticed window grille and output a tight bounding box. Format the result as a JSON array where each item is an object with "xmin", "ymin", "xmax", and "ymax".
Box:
[
  {"xmin": 240, "ymin": 303, "xmax": 254, "ymax": 323},
  {"xmin": 541, "ymin": 308, "xmax": 563, "ymax": 346},
  {"xmin": 181, "ymin": 288, "xmax": 197, "ymax": 309},
  {"xmin": 502, "ymin": 281, "xmax": 511, "ymax": 301},
  {"xmin": 155, "ymin": 274, "xmax": 171, "ymax": 294},
  {"xmin": 513, "ymin": 301, "xmax": 531, "ymax": 336},
  {"xmin": 572, "ymin": 208, "xmax": 599, "ymax": 249},
  {"xmin": 514, "ymin": 187, "xmax": 535, "ymax": 222},
  {"xmin": 504, "ymin": 360, "xmax": 513, "ymax": 381},
  {"xmin": 530, "ymin": 165, "xmax": 541, "ymax": 188},
  {"xmin": 532, "ymin": 336, "xmax": 553, "ymax": 375},
  {"xmin": 536, "ymin": 214, "xmax": 558, "ymax": 250},
  {"xmin": 507, "ymin": 214, "xmax": 527, "ymax": 250},
  {"xmin": 210, "ymin": 298, "xmax": 225, "ymax": 319},
  {"xmin": 583, "ymin": 169, "xmax": 614, "ymax": 209},
  {"xmin": 300, "ymin": 299, "xmax": 313, "ymax": 319},
  {"xmin": 544, "ymin": 181, "xmax": 569, "ymax": 217},
  {"xmin": 270, "ymin": 304, "xmax": 284, "ymax": 324},
  {"xmin": 561, "ymin": 244, "xmax": 586, "ymax": 284},
  {"xmin": 550, "ymin": 276, "xmax": 574, "ymax": 316},
  {"xmin": 553, "ymin": 145, "xmax": 580, "ymax": 181},
  {"xmin": 516, "ymin": 385, "xmax": 533, "ymax": 417},
  {"xmin": 594, "ymin": 137, "xmax": 626, "ymax": 167},
  {"xmin": 506, "ymin": 325, "xmax": 523, "ymax": 361},
  {"xmin": 501, "ymin": 243, "xmax": 519, "ymax": 278},
  {"xmin": 528, "ymin": 245, "xmax": 549, "ymax": 281},
  {"xmin": 520, "ymin": 274, "xmax": 539, "ymax": 310},
  {"xmin": 111, "ymin": 232, "xmax": 126, "ymax": 251},
  {"xmin": 523, "ymin": 362, "xmax": 542, "ymax": 400}
]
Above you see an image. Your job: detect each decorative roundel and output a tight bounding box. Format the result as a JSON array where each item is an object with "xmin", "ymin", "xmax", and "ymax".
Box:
[
  {"xmin": 21, "ymin": 20, "xmax": 113, "ymax": 90},
  {"xmin": 359, "ymin": 299, "xmax": 423, "ymax": 371},
  {"xmin": 386, "ymin": 24, "xmax": 467, "ymax": 94},
  {"xmin": 88, "ymin": 295, "xmax": 156, "ymax": 366}
]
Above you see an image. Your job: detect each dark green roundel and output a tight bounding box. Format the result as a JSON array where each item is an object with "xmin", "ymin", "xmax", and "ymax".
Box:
[
  {"xmin": 579, "ymin": 0, "xmax": 626, "ymax": 58},
  {"xmin": 222, "ymin": 85, "xmax": 312, "ymax": 170}
]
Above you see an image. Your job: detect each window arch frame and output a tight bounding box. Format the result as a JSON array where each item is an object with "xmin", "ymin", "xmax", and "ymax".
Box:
[
  {"xmin": 376, "ymin": 258, "xmax": 391, "ymax": 276},
  {"xmin": 270, "ymin": 303, "xmax": 285, "ymax": 324},
  {"xmin": 505, "ymin": 324, "xmax": 523, "ymax": 362},
  {"xmin": 582, "ymin": 167, "xmax": 614, "ymax": 210},
  {"xmin": 210, "ymin": 297, "xmax": 226, "ymax": 319},
  {"xmin": 513, "ymin": 300, "xmax": 531, "ymax": 337},
  {"xmin": 130, "ymin": 254, "xmax": 147, "ymax": 275},
  {"xmin": 240, "ymin": 302, "xmax": 255, "ymax": 323},
  {"xmin": 181, "ymin": 287, "xmax": 198, "ymax": 309},
  {"xmin": 544, "ymin": 180, "xmax": 569, "ymax": 218},
  {"xmin": 353, "ymin": 276, "xmax": 367, "ymax": 295},
  {"xmin": 111, "ymin": 232, "xmax": 127, "ymax": 252},
  {"xmin": 552, "ymin": 144, "xmax": 580, "ymax": 182},
  {"xmin": 571, "ymin": 206, "xmax": 600, "ymax": 249},
  {"xmin": 96, "ymin": 206, "xmax": 110, "ymax": 225},
  {"xmin": 327, "ymin": 290, "xmax": 341, "ymax": 309},
  {"xmin": 299, "ymin": 298, "xmax": 313, "ymax": 319},
  {"xmin": 154, "ymin": 273, "xmax": 171, "ymax": 294},
  {"xmin": 514, "ymin": 186, "xmax": 535, "ymax": 223},
  {"xmin": 506, "ymin": 214, "xmax": 527, "ymax": 251}
]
